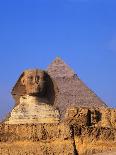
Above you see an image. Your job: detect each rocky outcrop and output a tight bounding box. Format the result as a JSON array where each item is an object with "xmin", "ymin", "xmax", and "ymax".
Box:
[
  {"xmin": 0, "ymin": 123, "xmax": 76, "ymax": 155},
  {"xmin": 95, "ymin": 151, "xmax": 116, "ymax": 155},
  {"xmin": 64, "ymin": 107, "xmax": 116, "ymax": 155},
  {"xmin": 1, "ymin": 107, "xmax": 116, "ymax": 155},
  {"xmin": 5, "ymin": 95, "xmax": 60, "ymax": 124},
  {"xmin": 65, "ymin": 107, "xmax": 116, "ymax": 128}
]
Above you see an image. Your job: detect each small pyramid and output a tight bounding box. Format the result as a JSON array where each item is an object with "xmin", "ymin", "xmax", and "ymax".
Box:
[
  {"xmin": 47, "ymin": 57, "xmax": 75, "ymax": 78},
  {"xmin": 47, "ymin": 57, "xmax": 107, "ymax": 117}
]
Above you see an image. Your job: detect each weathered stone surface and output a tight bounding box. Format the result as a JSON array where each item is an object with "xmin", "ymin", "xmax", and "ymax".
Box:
[
  {"xmin": 1, "ymin": 58, "xmax": 116, "ymax": 155},
  {"xmin": 111, "ymin": 109, "xmax": 116, "ymax": 128},
  {"xmin": 0, "ymin": 141, "xmax": 75, "ymax": 155},
  {"xmin": 64, "ymin": 107, "xmax": 116, "ymax": 155},
  {"xmin": 12, "ymin": 69, "xmax": 57, "ymax": 106},
  {"xmin": 0, "ymin": 108, "xmax": 116, "ymax": 155},
  {"xmin": 95, "ymin": 151, "xmax": 116, "ymax": 155},
  {"xmin": 5, "ymin": 95, "xmax": 60, "ymax": 124},
  {"xmin": 5, "ymin": 69, "xmax": 60, "ymax": 124},
  {"xmin": 0, "ymin": 123, "xmax": 77, "ymax": 155},
  {"xmin": 0, "ymin": 124, "xmax": 71, "ymax": 142},
  {"xmin": 65, "ymin": 107, "xmax": 116, "ymax": 128}
]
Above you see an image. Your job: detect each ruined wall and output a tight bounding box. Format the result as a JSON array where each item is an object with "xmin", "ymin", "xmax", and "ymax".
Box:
[
  {"xmin": 65, "ymin": 107, "xmax": 116, "ymax": 128},
  {"xmin": 0, "ymin": 107, "xmax": 116, "ymax": 155},
  {"xmin": 0, "ymin": 123, "xmax": 76, "ymax": 155},
  {"xmin": 65, "ymin": 107, "xmax": 116, "ymax": 155}
]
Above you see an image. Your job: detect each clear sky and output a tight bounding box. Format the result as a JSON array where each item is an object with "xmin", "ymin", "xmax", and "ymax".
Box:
[{"xmin": 0, "ymin": 0, "xmax": 116, "ymax": 120}]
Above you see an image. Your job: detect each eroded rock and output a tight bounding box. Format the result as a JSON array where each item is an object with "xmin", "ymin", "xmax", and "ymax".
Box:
[{"xmin": 5, "ymin": 69, "xmax": 60, "ymax": 124}]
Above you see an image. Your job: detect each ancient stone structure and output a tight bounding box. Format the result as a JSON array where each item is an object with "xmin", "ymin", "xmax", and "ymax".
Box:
[
  {"xmin": 1, "ymin": 107, "xmax": 116, "ymax": 155},
  {"xmin": 5, "ymin": 69, "xmax": 60, "ymax": 124},
  {"xmin": 0, "ymin": 58, "xmax": 116, "ymax": 155},
  {"xmin": 47, "ymin": 57, "xmax": 107, "ymax": 117}
]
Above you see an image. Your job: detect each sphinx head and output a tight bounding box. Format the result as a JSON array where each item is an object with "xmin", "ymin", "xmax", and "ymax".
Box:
[
  {"xmin": 21, "ymin": 70, "xmax": 47, "ymax": 96},
  {"xmin": 12, "ymin": 69, "xmax": 57, "ymax": 105}
]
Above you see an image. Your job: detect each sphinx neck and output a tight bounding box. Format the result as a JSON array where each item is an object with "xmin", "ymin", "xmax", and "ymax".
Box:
[{"xmin": 20, "ymin": 95, "xmax": 50, "ymax": 105}]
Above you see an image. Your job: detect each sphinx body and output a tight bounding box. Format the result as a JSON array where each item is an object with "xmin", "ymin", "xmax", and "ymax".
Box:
[{"xmin": 5, "ymin": 69, "xmax": 60, "ymax": 124}]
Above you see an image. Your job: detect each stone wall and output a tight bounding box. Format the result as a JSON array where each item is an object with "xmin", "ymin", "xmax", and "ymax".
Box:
[
  {"xmin": 65, "ymin": 107, "xmax": 116, "ymax": 128},
  {"xmin": 65, "ymin": 107, "xmax": 116, "ymax": 155},
  {"xmin": 0, "ymin": 123, "xmax": 76, "ymax": 155},
  {"xmin": 0, "ymin": 107, "xmax": 116, "ymax": 155}
]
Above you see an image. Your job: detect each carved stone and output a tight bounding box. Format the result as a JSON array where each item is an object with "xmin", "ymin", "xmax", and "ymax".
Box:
[
  {"xmin": 5, "ymin": 69, "xmax": 60, "ymax": 124},
  {"xmin": 1, "ymin": 58, "xmax": 116, "ymax": 155}
]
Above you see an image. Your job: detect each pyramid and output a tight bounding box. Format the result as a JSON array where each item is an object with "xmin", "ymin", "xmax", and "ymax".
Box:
[
  {"xmin": 47, "ymin": 57, "xmax": 107, "ymax": 117},
  {"xmin": 47, "ymin": 57, "xmax": 75, "ymax": 78}
]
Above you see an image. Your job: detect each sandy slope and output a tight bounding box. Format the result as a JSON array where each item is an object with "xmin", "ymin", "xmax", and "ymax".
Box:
[{"xmin": 95, "ymin": 151, "xmax": 116, "ymax": 155}]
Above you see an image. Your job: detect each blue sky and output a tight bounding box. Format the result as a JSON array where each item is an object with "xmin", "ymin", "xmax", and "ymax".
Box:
[{"xmin": 0, "ymin": 0, "xmax": 116, "ymax": 120}]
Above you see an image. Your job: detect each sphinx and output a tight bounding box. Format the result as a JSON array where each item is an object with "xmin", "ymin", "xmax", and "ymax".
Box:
[{"xmin": 5, "ymin": 69, "xmax": 60, "ymax": 124}]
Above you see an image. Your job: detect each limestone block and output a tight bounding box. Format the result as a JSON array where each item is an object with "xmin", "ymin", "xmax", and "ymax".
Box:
[
  {"xmin": 100, "ymin": 108, "xmax": 112, "ymax": 128},
  {"xmin": 65, "ymin": 107, "xmax": 90, "ymax": 126},
  {"xmin": 111, "ymin": 109, "xmax": 116, "ymax": 128},
  {"xmin": 5, "ymin": 95, "xmax": 60, "ymax": 124}
]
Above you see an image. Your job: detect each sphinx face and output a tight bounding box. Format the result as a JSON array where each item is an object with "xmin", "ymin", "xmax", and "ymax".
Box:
[{"xmin": 21, "ymin": 70, "xmax": 46, "ymax": 96}]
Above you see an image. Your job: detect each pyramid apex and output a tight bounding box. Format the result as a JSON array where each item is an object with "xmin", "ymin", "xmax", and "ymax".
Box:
[
  {"xmin": 47, "ymin": 57, "xmax": 76, "ymax": 78},
  {"xmin": 52, "ymin": 57, "xmax": 65, "ymax": 63}
]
